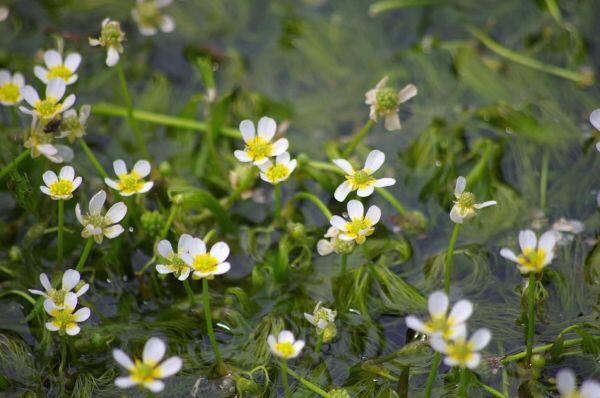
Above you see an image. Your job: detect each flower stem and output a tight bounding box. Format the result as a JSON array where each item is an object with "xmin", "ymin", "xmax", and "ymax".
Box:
[
  {"xmin": 59, "ymin": 335, "xmax": 67, "ymax": 395},
  {"xmin": 458, "ymin": 368, "xmax": 469, "ymax": 397},
  {"xmin": 161, "ymin": 204, "xmax": 179, "ymax": 238},
  {"xmin": 286, "ymin": 366, "xmax": 329, "ymax": 397},
  {"xmin": 183, "ymin": 279, "xmax": 195, "ymax": 308},
  {"xmin": 78, "ymin": 138, "xmax": 108, "ymax": 178},
  {"xmin": 343, "ymin": 119, "xmax": 375, "ymax": 157},
  {"xmin": 501, "ymin": 336, "xmax": 600, "ymax": 364},
  {"xmin": 75, "ymin": 238, "xmax": 94, "ymax": 272},
  {"xmin": 274, "ymin": 184, "xmax": 282, "ymax": 224},
  {"xmin": 539, "ymin": 149, "xmax": 549, "ymax": 210},
  {"xmin": 424, "ymin": 352, "xmax": 442, "ymax": 398},
  {"xmin": 0, "ymin": 149, "xmax": 29, "ymax": 181},
  {"xmin": 116, "ymin": 62, "xmax": 149, "ymax": 159},
  {"xmin": 444, "ymin": 224, "xmax": 461, "ymax": 294},
  {"xmin": 525, "ymin": 272, "xmax": 536, "ymax": 364},
  {"xmin": 315, "ymin": 332, "xmax": 324, "ymax": 353},
  {"xmin": 202, "ymin": 278, "xmax": 222, "ymax": 368},
  {"xmin": 280, "ymin": 360, "xmax": 292, "ymax": 397},
  {"xmin": 291, "ymin": 192, "xmax": 333, "ymax": 220},
  {"xmin": 57, "ymin": 200, "xmax": 64, "ymax": 265},
  {"xmin": 341, "ymin": 253, "xmax": 347, "ymax": 274}
]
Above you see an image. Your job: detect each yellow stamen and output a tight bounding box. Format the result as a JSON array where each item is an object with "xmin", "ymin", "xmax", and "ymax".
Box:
[
  {"xmin": 34, "ymin": 97, "xmax": 62, "ymax": 119},
  {"xmin": 275, "ymin": 342, "xmax": 295, "ymax": 358},
  {"xmin": 346, "ymin": 169, "xmax": 375, "ymax": 190},
  {"xmin": 49, "ymin": 179, "xmax": 74, "ymax": 198},
  {"xmin": 517, "ymin": 248, "xmax": 547, "ymax": 273},
  {"xmin": 0, "ymin": 82, "xmax": 21, "ymax": 104},
  {"xmin": 446, "ymin": 340, "xmax": 475, "ymax": 368},
  {"xmin": 344, "ymin": 217, "xmax": 373, "ymax": 244},
  {"xmin": 192, "ymin": 254, "xmax": 218, "ymax": 274},
  {"xmin": 265, "ymin": 163, "xmax": 290, "ymax": 183},
  {"xmin": 117, "ymin": 171, "xmax": 145, "ymax": 195},
  {"xmin": 130, "ymin": 359, "xmax": 162, "ymax": 383},
  {"xmin": 245, "ymin": 137, "xmax": 273, "ymax": 161},
  {"xmin": 47, "ymin": 64, "xmax": 73, "ymax": 81}
]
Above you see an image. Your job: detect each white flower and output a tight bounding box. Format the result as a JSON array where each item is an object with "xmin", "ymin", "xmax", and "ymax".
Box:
[
  {"xmin": 405, "ymin": 291, "xmax": 472, "ymax": 340},
  {"xmin": 34, "ymin": 49, "xmax": 81, "ymax": 85},
  {"xmin": 57, "ymin": 104, "xmax": 90, "ymax": 143},
  {"xmin": 329, "ymin": 199, "xmax": 381, "ymax": 245},
  {"xmin": 332, "ymin": 149, "xmax": 396, "ymax": 201},
  {"xmin": 40, "ymin": 166, "xmax": 82, "ymax": 200},
  {"xmin": 44, "ymin": 292, "xmax": 91, "ymax": 336},
  {"xmin": 234, "ymin": 116, "xmax": 289, "ymax": 165},
  {"xmin": 556, "ymin": 369, "xmax": 600, "ymax": 398},
  {"xmin": 304, "ymin": 301, "xmax": 337, "ymax": 330},
  {"xmin": 105, "ymin": 159, "xmax": 154, "ymax": 196},
  {"xmin": 156, "ymin": 234, "xmax": 194, "ymax": 281},
  {"xmin": 184, "ymin": 237, "xmax": 231, "ymax": 279},
  {"xmin": 500, "ymin": 229, "xmax": 558, "ymax": 274},
  {"xmin": 19, "ymin": 78, "xmax": 75, "ymax": 120},
  {"xmin": 89, "ymin": 18, "xmax": 126, "ymax": 67},
  {"xmin": 75, "ymin": 190, "xmax": 128, "ymax": 243},
  {"xmin": 267, "ymin": 330, "xmax": 305, "ymax": 359},
  {"xmin": 0, "ymin": 69, "xmax": 25, "ymax": 106},
  {"xmin": 29, "ymin": 269, "xmax": 89, "ymax": 309},
  {"xmin": 113, "ymin": 337, "xmax": 182, "ymax": 393},
  {"xmin": 430, "ymin": 328, "xmax": 491, "ymax": 369},
  {"xmin": 132, "ymin": 0, "xmax": 175, "ymax": 36},
  {"xmin": 552, "ymin": 218, "xmax": 584, "ymax": 246},
  {"xmin": 258, "ymin": 152, "xmax": 297, "ymax": 184},
  {"xmin": 365, "ymin": 76, "xmax": 417, "ymax": 131},
  {"xmin": 449, "ymin": 176, "xmax": 497, "ymax": 224},
  {"xmin": 316, "ymin": 227, "xmax": 355, "ymax": 256}
]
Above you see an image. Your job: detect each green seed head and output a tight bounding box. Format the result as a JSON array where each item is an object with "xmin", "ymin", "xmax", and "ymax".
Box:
[
  {"xmin": 375, "ymin": 87, "xmax": 399, "ymax": 112},
  {"xmin": 100, "ymin": 21, "xmax": 125, "ymax": 46},
  {"xmin": 329, "ymin": 389, "xmax": 350, "ymax": 398},
  {"xmin": 140, "ymin": 211, "xmax": 164, "ymax": 238},
  {"xmin": 457, "ymin": 191, "xmax": 476, "ymax": 209}
]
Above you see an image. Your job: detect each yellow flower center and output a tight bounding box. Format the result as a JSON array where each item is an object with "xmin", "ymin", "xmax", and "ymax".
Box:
[
  {"xmin": 245, "ymin": 137, "xmax": 273, "ymax": 161},
  {"xmin": 49, "ymin": 179, "xmax": 74, "ymax": 197},
  {"xmin": 265, "ymin": 163, "xmax": 290, "ymax": 183},
  {"xmin": 345, "ymin": 217, "xmax": 373, "ymax": 244},
  {"xmin": 192, "ymin": 254, "xmax": 218, "ymax": 274},
  {"xmin": 347, "ymin": 169, "xmax": 375, "ymax": 190},
  {"xmin": 130, "ymin": 359, "xmax": 161, "ymax": 383},
  {"xmin": 47, "ymin": 64, "xmax": 73, "ymax": 80},
  {"xmin": 424, "ymin": 315, "xmax": 453, "ymax": 338},
  {"xmin": 34, "ymin": 97, "xmax": 62, "ymax": 119},
  {"xmin": 0, "ymin": 82, "xmax": 21, "ymax": 104},
  {"xmin": 48, "ymin": 289, "xmax": 67, "ymax": 306},
  {"xmin": 457, "ymin": 192, "xmax": 475, "ymax": 209},
  {"xmin": 275, "ymin": 342, "xmax": 295, "ymax": 358},
  {"xmin": 50, "ymin": 307, "xmax": 77, "ymax": 331},
  {"xmin": 117, "ymin": 172, "xmax": 145, "ymax": 195},
  {"xmin": 446, "ymin": 340, "xmax": 475, "ymax": 368},
  {"xmin": 517, "ymin": 248, "xmax": 547, "ymax": 273}
]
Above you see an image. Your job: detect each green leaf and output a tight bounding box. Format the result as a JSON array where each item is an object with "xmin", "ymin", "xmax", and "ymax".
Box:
[
  {"xmin": 369, "ymin": 0, "xmax": 445, "ymax": 16},
  {"xmin": 175, "ymin": 187, "xmax": 235, "ymax": 234}
]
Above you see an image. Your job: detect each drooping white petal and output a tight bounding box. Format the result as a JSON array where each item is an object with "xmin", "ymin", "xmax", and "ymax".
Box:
[
  {"xmin": 428, "ymin": 291, "xmax": 449, "ymax": 318},
  {"xmin": 334, "ymin": 181, "xmax": 353, "ymax": 202},
  {"xmin": 316, "ymin": 240, "xmax": 334, "ymax": 256},
  {"xmin": 466, "ymin": 353, "xmax": 481, "ymax": 369},
  {"xmin": 449, "ymin": 205, "xmax": 463, "ymax": 224},
  {"xmin": 347, "ymin": 200, "xmax": 364, "ymax": 220},
  {"xmin": 332, "ymin": 159, "xmax": 354, "ymax": 174},
  {"xmin": 364, "ymin": 150, "xmax": 385, "ymax": 173},
  {"xmin": 210, "ymin": 242, "xmax": 230, "ymax": 263},
  {"xmin": 257, "ymin": 116, "xmax": 277, "ymax": 141},
  {"xmin": 384, "ymin": 113, "xmax": 401, "ymax": 131},
  {"xmin": 106, "ymin": 47, "xmax": 120, "ymax": 67},
  {"xmin": 499, "ymin": 248, "xmax": 519, "ymax": 263},
  {"xmin": 133, "ymin": 160, "xmax": 151, "ymax": 178},
  {"xmin": 143, "ymin": 337, "xmax": 166, "ymax": 365}
]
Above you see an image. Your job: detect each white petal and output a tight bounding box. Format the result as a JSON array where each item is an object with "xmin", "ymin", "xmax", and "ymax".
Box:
[
  {"xmin": 373, "ymin": 178, "xmax": 395, "ymax": 188},
  {"xmin": 469, "ymin": 328, "xmax": 491, "ymax": 350},
  {"xmin": 44, "ymin": 299, "xmax": 56, "ymax": 314},
  {"xmin": 73, "ymin": 307, "xmax": 91, "ymax": 322},
  {"xmin": 556, "ymin": 369, "xmax": 576, "ymax": 394},
  {"xmin": 177, "ymin": 234, "xmax": 193, "ymax": 254},
  {"xmin": 62, "ymin": 269, "xmax": 80, "ymax": 291},
  {"xmin": 42, "ymin": 170, "xmax": 58, "ymax": 187},
  {"xmin": 357, "ymin": 186, "xmax": 375, "ymax": 197},
  {"xmin": 448, "ymin": 300, "xmax": 472, "ymax": 324},
  {"xmin": 239, "ymin": 120, "xmax": 255, "ymax": 142},
  {"xmin": 89, "ymin": 190, "xmax": 107, "ymax": 215},
  {"xmin": 398, "ymin": 84, "xmax": 418, "ymax": 103},
  {"xmin": 64, "ymin": 53, "xmax": 82, "ymax": 71},
  {"xmin": 12, "ymin": 72, "xmax": 25, "ymax": 87},
  {"xmin": 405, "ymin": 316, "xmax": 426, "ymax": 333},
  {"xmin": 105, "ymin": 202, "xmax": 127, "ymax": 223},
  {"xmin": 364, "ymin": 150, "xmax": 385, "ymax": 172},
  {"xmin": 177, "ymin": 267, "xmax": 191, "ymax": 281},
  {"xmin": 333, "ymin": 159, "xmax": 354, "ymax": 174},
  {"xmin": 46, "ymin": 322, "xmax": 60, "ymax": 331},
  {"xmin": 104, "ymin": 178, "xmax": 120, "ymax": 190},
  {"xmin": 278, "ymin": 330, "xmax": 294, "ymax": 343},
  {"xmin": 519, "ymin": 230, "xmax": 537, "ymax": 253},
  {"xmin": 53, "ymin": 145, "xmax": 74, "ymax": 163},
  {"xmin": 46, "ymin": 78, "xmax": 66, "ymax": 100},
  {"xmin": 213, "ymin": 262, "xmax": 231, "ymax": 275},
  {"xmin": 466, "ymin": 353, "xmax": 481, "ymax": 369},
  {"xmin": 63, "ymin": 292, "xmax": 78, "ymax": 309},
  {"xmin": 429, "ymin": 336, "xmax": 448, "ymax": 354},
  {"xmin": 44, "ymin": 50, "xmax": 62, "ymax": 67},
  {"xmin": 500, "ymin": 248, "xmax": 519, "ymax": 263},
  {"xmin": 65, "ymin": 324, "xmax": 80, "ymax": 336},
  {"xmin": 113, "ymin": 159, "xmax": 127, "ymax": 176},
  {"xmin": 59, "ymin": 166, "xmax": 75, "ymax": 181},
  {"xmin": 347, "ymin": 200, "xmax": 364, "ymax": 220},
  {"xmin": 330, "ymin": 215, "xmax": 347, "ymax": 231},
  {"xmin": 106, "ymin": 47, "xmax": 120, "ymax": 67},
  {"xmin": 474, "ymin": 200, "xmax": 497, "ymax": 209},
  {"xmin": 156, "ymin": 264, "xmax": 172, "ymax": 274},
  {"xmin": 34, "ymin": 66, "xmax": 49, "ymax": 83},
  {"xmin": 455, "ymin": 176, "xmax": 466, "ymax": 197},
  {"xmin": 449, "ymin": 205, "xmax": 463, "ymax": 224},
  {"xmin": 590, "ymin": 109, "xmax": 600, "ymax": 131},
  {"xmin": 104, "ymin": 225, "xmax": 125, "ymax": 239},
  {"xmin": 334, "ymin": 181, "xmax": 353, "ymax": 202},
  {"xmin": 72, "ymin": 177, "xmax": 82, "ymax": 191},
  {"xmin": 384, "ymin": 113, "xmax": 401, "ymax": 131},
  {"xmin": 580, "ymin": 380, "xmax": 600, "ymax": 398},
  {"xmin": 267, "ymin": 335, "xmax": 277, "ymax": 352},
  {"xmin": 20, "ymin": 86, "xmax": 39, "ymax": 106},
  {"xmin": 271, "ymin": 138, "xmax": 289, "ymax": 156},
  {"xmin": 157, "ymin": 240, "xmax": 174, "ymax": 258},
  {"xmin": 0, "ymin": 70, "xmax": 9, "ymax": 84},
  {"xmin": 143, "ymin": 337, "xmax": 166, "ymax": 365},
  {"xmin": 291, "ymin": 340, "xmax": 305, "ymax": 357},
  {"xmin": 257, "ymin": 116, "xmax": 277, "ymax": 141},
  {"xmin": 115, "ymin": 376, "xmax": 137, "ymax": 388},
  {"xmin": 144, "ymin": 380, "xmax": 164, "ymax": 392},
  {"xmin": 75, "ymin": 283, "xmax": 89, "ymax": 297},
  {"xmin": 138, "ymin": 182, "xmax": 153, "ymax": 193},
  {"xmin": 276, "ymin": 152, "xmax": 290, "ymax": 164},
  {"xmin": 40, "ymin": 186, "xmax": 52, "ymax": 196},
  {"xmin": 133, "ymin": 160, "xmax": 151, "ymax": 178},
  {"xmin": 234, "ymin": 150, "xmax": 252, "ymax": 162},
  {"xmin": 40, "ymin": 273, "xmax": 52, "ymax": 291},
  {"xmin": 428, "ymin": 291, "xmax": 449, "ymax": 317},
  {"xmin": 28, "ymin": 289, "xmax": 46, "ymax": 297},
  {"xmin": 189, "ymin": 238, "xmax": 206, "ymax": 256},
  {"xmin": 538, "ymin": 231, "xmax": 558, "ymax": 258},
  {"xmin": 316, "ymin": 240, "xmax": 334, "ymax": 256},
  {"xmin": 60, "ymin": 94, "xmax": 76, "ymax": 113},
  {"xmin": 156, "ymin": 356, "xmax": 182, "ymax": 378},
  {"xmin": 365, "ymin": 205, "xmax": 381, "ymax": 225},
  {"xmin": 210, "ymin": 242, "xmax": 230, "ymax": 263},
  {"xmin": 160, "ymin": 15, "xmax": 175, "ymax": 32}
]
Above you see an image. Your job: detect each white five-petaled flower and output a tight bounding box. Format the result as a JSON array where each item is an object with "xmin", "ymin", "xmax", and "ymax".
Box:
[
  {"xmin": 0, "ymin": 69, "xmax": 25, "ymax": 106},
  {"xmin": 29, "ymin": 269, "xmax": 89, "ymax": 309},
  {"xmin": 429, "ymin": 328, "xmax": 491, "ymax": 369},
  {"xmin": 40, "ymin": 166, "xmax": 82, "ymax": 200},
  {"xmin": 365, "ymin": 76, "xmax": 417, "ymax": 131},
  {"xmin": 105, "ymin": 159, "xmax": 154, "ymax": 197},
  {"xmin": 19, "ymin": 78, "xmax": 76, "ymax": 121},
  {"xmin": 234, "ymin": 116, "xmax": 289, "ymax": 165},
  {"xmin": 75, "ymin": 190, "xmax": 128, "ymax": 243},
  {"xmin": 156, "ymin": 234, "xmax": 194, "ymax": 281},
  {"xmin": 329, "ymin": 199, "xmax": 381, "ymax": 245},
  {"xmin": 184, "ymin": 237, "xmax": 231, "ymax": 280},
  {"xmin": 89, "ymin": 18, "xmax": 126, "ymax": 67},
  {"xmin": 113, "ymin": 337, "xmax": 183, "ymax": 393},
  {"xmin": 316, "ymin": 226, "xmax": 354, "ymax": 256},
  {"xmin": 267, "ymin": 330, "xmax": 305, "ymax": 359},
  {"xmin": 44, "ymin": 292, "xmax": 91, "ymax": 336},
  {"xmin": 34, "ymin": 49, "xmax": 81, "ymax": 85},
  {"xmin": 333, "ymin": 149, "xmax": 396, "ymax": 202},
  {"xmin": 57, "ymin": 104, "xmax": 90, "ymax": 142},
  {"xmin": 500, "ymin": 229, "xmax": 558, "ymax": 274},
  {"xmin": 132, "ymin": 0, "xmax": 175, "ymax": 36},
  {"xmin": 556, "ymin": 369, "xmax": 600, "ymax": 398},
  {"xmin": 449, "ymin": 176, "xmax": 497, "ymax": 224},
  {"xmin": 405, "ymin": 291, "xmax": 472, "ymax": 341},
  {"xmin": 258, "ymin": 152, "xmax": 297, "ymax": 184}
]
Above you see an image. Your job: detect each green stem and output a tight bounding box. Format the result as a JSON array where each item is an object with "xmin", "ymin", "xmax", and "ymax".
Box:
[
  {"xmin": 116, "ymin": 63, "xmax": 149, "ymax": 159},
  {"xmin": 375, "ymin": 187, "xmax": 406, "ymax": 216},
  {"xmin": 274, "ymin": 184, "xmax": 282, "ymax": 224},
  {"xmin": 203, "ymin": 229, "xmax": 216, "ymax": 245},
  {"xmin": 341, "ymin": 253, "xmax": 347, "ymax": 274},
  {"xmin": 59, "ymin": 336, "xmax": 67, "ymax": 395},
  {"xmin": 0, "ymin": 149, "xmax": 29, "ymax": 181},
  {"xmin": 10, "ymin": 106, "xmax": 20, "ymax": 127},
  {"xmin": 444, "ymin": 224, "xmax": 461, "ymax": 294},
  {"xmin": 57, "ymin": 200, "xmax": 64, "ymax": 265},
  {"xmin": 501, "ymin": 336, "xmax": 600, "ymax": 364},
  {"xmin": 202, "ymin": 278, "xmax": 222, "ymax": 367},
  {"xmin": 75, "ymin": 238, "xmax": 94, "ymax": 272},
  {"xmin": 280, "ymin": 360, "xmax": 292, "ymax": 398},
  {"xmin": 78, "ymin": 138, "xmax": 108, "ymax": 178},
  {"xmin": 183, "ymin": 279, "xmax": 195, "ymax": 308},
  {"xmin": 315, "ymin": 333, "xmax": 324, "ymax": 353},
  {"xmin": 539, "ymin": 150, "xmax": 549, "ymax": 210},
  {"xmin": 476, "ymin": 378, "xmax": 507, "ymax": 398},
  {"xmin": 343, "ymin": 119, "xmax": 375, "ymax": 157},
  {"xmin": 290, "ymin": 192, "xmax": 333, "ymax": 220},
  {"xmin": 286, "ymin": 367, "xmax": 330, "ymax": 398},
  {"xmin": 525, "ymin": 273, "xmax": 536, "ymax": 364},
  {"xmin": 424, "ymin": 352, "xmax": 442, "ymax": 398},
  {"xmin": 161, "ymin": 204, "xmax": 179, "ymax": 238},
  {"xmin": 458, "ymin": 368, "xmax": 468, "ymax": 397}
]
